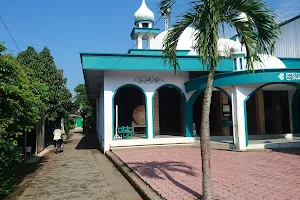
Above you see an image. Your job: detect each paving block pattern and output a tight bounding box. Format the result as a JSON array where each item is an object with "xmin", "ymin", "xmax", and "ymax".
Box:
[{"xmin": 114, "ymin": 147, "xmax": 300, "ymax": 200}]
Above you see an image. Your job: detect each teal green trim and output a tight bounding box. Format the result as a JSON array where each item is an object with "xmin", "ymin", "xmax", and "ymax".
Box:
[
  {"xmin": 279, "ymin": 58, "xmax": 300, "ymax": 69},
  {"xmin": 185, "ymin": 69, "xmax": 300, "ymax": 92},
  {"xmin": 292, "ymin": 89, "xmax": 300, "ymax": 133},
  {"xmin": 134, "ymin": 19, "xmax": 154, "ymax": 25},
  {"xmin": 128, "ymin": 49, "xmax": 190, "ymax": 56},
  {"xmin": 130, "ymin": 27, "xmax": 160, "ymax": 38},
  {"xmin": 151, "ymin": 84, "xmax": 187, "ymax": 138},
  {"xmin": 112, "ymin": 84, "xmax": 148, "ymax": 140},
  {"xmin": 232, "ymin": 53, "xmax": 246, "ymax": 58},
  {"xmin": 81, "ymin": 53, "xmax": 233, "ymax": 71},
  {"xmin": 243, "ymin": 82, "xmax": 300, "ymax": 146}
]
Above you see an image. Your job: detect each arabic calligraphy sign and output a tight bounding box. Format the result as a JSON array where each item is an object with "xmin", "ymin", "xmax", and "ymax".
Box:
[{"xmin": 134, "ymin": 76, "xmax": 164, "ymax": 84}]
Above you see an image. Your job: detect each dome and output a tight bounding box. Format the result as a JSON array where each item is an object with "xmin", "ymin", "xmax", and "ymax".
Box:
[
  {"xmin": 134, "ymin": 0, "xmax": 154, "ymax": 25},
  {"xmin": 152, "ymin": 27, "xmax": 196, "ymax": 50},
  {"xmin": 236, "ymin": 12, "xmax": 248, "ymax": 23},
  {"xmin": 188, "ymin": 38, "xmax": 246, "ymax": 57},
  {"xmin": 253, "ymin": 54, "xmax": 286, "ymax": 69}
]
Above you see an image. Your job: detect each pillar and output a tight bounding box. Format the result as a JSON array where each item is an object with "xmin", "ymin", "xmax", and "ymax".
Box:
[
  {"xmin": 231, "ymin": 86, "xmax": 248, "ymax": 150},
  {"xmin": 104, "ymin": 90, "xmax": 113, "ymax": 152},
  {"xmin": 137, "ymin": 35, "xmax": 143, "ymax": 49},
  {"xmin": 272, "ymin": 92, "xmax": 282, "ymax": 134},
  {"xmin": 154, "ymin": 92, "xmax": 160, "ymax": 136},
  {"xmin": 255, "ymin": 89, "xmax": 266, "ymax": 135},
  {"xmin": 146, "ymin": 92, "xmax": 154, "ymax": 139}
]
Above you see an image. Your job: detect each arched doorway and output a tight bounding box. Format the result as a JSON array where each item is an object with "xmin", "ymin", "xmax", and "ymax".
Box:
[
  {"xmin": 245, "ymin": 83, "xmax": 299, "ymax": 143},
  {"xmin": 192, "ymin": 88, "xmax": 233, "ymax": 142},
  {"xmin": 153, "ymin": 85, "xmax": 185, "ymax": 137},
  {"xmin": 113, "ymin": 85, "xmax": 147, "ymax": 139}
]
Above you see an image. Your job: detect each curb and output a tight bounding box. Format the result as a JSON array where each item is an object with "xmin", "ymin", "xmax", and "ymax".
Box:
[{"xmin": 106, "ymin": 151, "xmax": 163, "ymax": 200}]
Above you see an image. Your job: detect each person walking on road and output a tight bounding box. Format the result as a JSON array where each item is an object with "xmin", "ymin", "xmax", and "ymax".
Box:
[{"xmin": 53, "ymin": 125, "xmax": 64, "ymax": 153}]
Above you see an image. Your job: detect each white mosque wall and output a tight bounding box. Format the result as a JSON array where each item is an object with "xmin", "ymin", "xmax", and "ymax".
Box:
[{"xmin": 102, "ymin": 70, "xmax": 189, "ymax": 152}]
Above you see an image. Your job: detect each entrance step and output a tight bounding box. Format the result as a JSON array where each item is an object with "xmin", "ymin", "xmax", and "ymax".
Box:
[{"xmin": 192, "ymin": 141, "xmax": 235, "ymax": 150}]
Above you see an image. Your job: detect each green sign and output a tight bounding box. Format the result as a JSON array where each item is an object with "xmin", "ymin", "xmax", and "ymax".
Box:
[{"xmin": 222, "ymin": 120, "xmax": 233, "ymax": 127}]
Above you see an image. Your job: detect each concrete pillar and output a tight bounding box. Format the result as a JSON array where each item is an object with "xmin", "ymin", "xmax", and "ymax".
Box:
[
  {"xmin": 154, "ymin": 92, "xmax": 160, "ymax": 136},
  {"xmin": 231, "ymin": 86, "xmax": 248, "ymax": 150},
  {"xmin": 137, "ymin": 35, "xmax": 143, "ymax": 49},
  {"xmin": 104, "ymin": 90, "xmax": 113, "ymax": 152},
  {"xmin": 146, "ymin": 92, "xmax": 154, "ymax": 139},
  {"xmin": 148, "ymin": 35, "xmax": 155, "ymax": 49},
  {"xmin": 255, "ymin": 89, "xmax": 266, "ymax": 135},
  {"xmin": 272, "ymin": 92, "xmax": 282, "ymax": 134}
]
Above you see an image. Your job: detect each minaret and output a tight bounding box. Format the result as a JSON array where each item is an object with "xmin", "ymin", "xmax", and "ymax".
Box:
[
  {"xmin": 131, "ymin": 0, "xmax": 159, "ymax": 49},
  {"xmin": 232, "ymin": 37, "xmax": 246, "ymax": 71}
]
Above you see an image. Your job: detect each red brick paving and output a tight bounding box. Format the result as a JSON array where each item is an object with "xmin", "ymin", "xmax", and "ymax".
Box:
[{"xmin": 113, "ymin": 147, "xmax": 300, "ymax": 200}]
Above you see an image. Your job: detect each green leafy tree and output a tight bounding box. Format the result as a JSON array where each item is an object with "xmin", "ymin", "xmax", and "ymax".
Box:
[
  {"xmin": 38, "ymin": 47, "xmax": 72, "ymax": 127},
  {"xmin": 1, "ymin": 44, "xmax": 48, "ymax": 136},
  {"xmin": 159, "ymin": 0, "xmax": 279, "ymax": 199},
  {"xmin": 0, "ymin": 43, "xmax": 48, "ymax": 197},
  {"xmin": 73, "ymin": 84, "xmax": 93, "ymax": 133},
  {"xmin": 17, "ymin": 46, "xmax": 72, "ymax": 128}
]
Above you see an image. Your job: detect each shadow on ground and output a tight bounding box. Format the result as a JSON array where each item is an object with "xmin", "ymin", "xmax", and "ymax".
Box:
[
  {"xmin": 75, "ymin": 133, "xmax": 100, "ymax": 151},
  {"xmin": 271, "ymin": 148, "xmax": 300, "ymax": 156},
  {"xmin": 4, "ymin": 156, "xmax": 48, "ymax": 200},
  {"xmin": 127, "ymin": 161, "xmax": 202, "ymax": 199}
]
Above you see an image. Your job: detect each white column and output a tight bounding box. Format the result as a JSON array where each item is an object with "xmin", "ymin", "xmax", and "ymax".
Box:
[
  {"xmin": 231, "ymin": 86, "xmax": 248, "ymax": 150},
  {"xmin": 148, "ymin": 35, "xmax": 155, "ymax": 49},
  {"xmin": 103, "ymin": 90, "xmax": 113, "ymax": 152},
  {"xmin": 288, "ymin": 89, "xmax": 296, "ymax": 133},
  {"xmin": 137, "ymin": 35, "xmax": 143, "ymax": 49},
  {"xmin": 146, "ymin": 92, "xmax": 154, "ymax": 139}
]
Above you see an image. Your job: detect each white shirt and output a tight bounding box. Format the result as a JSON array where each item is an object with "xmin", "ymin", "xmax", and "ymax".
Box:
[{"xmin": 53, "ymin": 129, "xmax": 63, "ymax": 140}]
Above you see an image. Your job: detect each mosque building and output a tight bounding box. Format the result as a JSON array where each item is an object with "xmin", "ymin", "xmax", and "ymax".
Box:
[{"xmin": 80, "ymin": 0, "xmax": 300, "ymax": 152}]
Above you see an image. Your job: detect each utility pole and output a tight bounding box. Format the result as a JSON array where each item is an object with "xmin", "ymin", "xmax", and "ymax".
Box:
[{"xmin": 160, "ymin": 4, "xmax": 171, "ymax": 31}]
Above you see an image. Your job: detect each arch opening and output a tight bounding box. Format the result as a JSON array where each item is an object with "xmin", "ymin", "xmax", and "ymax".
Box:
[
  {"xmin": 113, "ymin": 85, "xmax": 147, "ymax": 140},
  {"xmin": 192, "ymin": 89, "xmax": 233, "ymax": 142},
  {"xmin": 245, "ymin": 83, "xmax": 300, "ymax": 145},
  {"xmin": 153, "ymin": 85, "xmax": 185, "ymax": 137}
]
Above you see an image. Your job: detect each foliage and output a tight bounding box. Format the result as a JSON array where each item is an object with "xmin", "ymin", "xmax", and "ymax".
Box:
[
  {"xmin": 63, "ymin": 114, "xmax": 75, "ymax": 137},
  {"xmin": 160, "ymin": 0, "xmax": 279, "ymax": 71},
  {"xmin": 16, "ymin": 47, "xmax": 72, "ymax": 128},
  {"xmin": 38, "ymin": 47, "xmax": 72, "ymax": 126},
  {"xmin": 73, "ymin": 84, "xmax": 93, "ymax": 133},
  {"xmin": 0, "ymin": 137, "xmax": 21, "ymax": 197},
  {"xmin": 159, "ymin": 0, "xmax": 279, "ymax": 199},
  {"xmin": 0, "ymin": 44, "xmax": 48, "ymax": 137}
]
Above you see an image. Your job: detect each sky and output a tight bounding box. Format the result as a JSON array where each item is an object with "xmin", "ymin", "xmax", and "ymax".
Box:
[{"xmin": 1, "ymin": 0, "xmax": 300, "ymax": 96}]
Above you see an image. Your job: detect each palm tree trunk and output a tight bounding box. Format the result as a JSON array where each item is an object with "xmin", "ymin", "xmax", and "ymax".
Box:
[{"xmin": 200, "ymin": 64, "xmax": 216, "ymax": 200}]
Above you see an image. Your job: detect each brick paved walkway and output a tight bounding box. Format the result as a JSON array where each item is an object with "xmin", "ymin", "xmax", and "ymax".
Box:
[{"xmin": 114, "ymin": 147, "xmax": 300, "ymax": 200}]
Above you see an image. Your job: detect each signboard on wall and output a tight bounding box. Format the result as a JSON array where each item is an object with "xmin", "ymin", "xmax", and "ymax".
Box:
[
  {"xmin": 134, "ymin": 76, "xmax": 164, "ymax": 84},
  {"xmin": 278, "ymin": 72, "xmax": 300, "ymax": 81}
]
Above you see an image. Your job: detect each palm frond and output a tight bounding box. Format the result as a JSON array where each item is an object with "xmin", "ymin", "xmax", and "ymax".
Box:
[
  {"xmin": 162, "ymin": 5, "xmax": 202, "ymax": 71},
  {"xmin": 221, "ymin": 0, "xmax": 280, "ymax": 71},
  {"xmin": 161, "ymin": 0, "xmax": 279, "ymax": 72}
]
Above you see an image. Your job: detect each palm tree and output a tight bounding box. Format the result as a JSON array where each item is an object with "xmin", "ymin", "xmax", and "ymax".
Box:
[{"xmin": 159, "ymin": 0, "xmax": 279, "ymax": 199}]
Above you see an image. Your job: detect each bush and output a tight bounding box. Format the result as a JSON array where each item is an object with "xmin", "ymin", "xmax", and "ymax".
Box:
[{"xmin": 0, "ymin": 137, "xmax": 21, "ymax": 197}]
